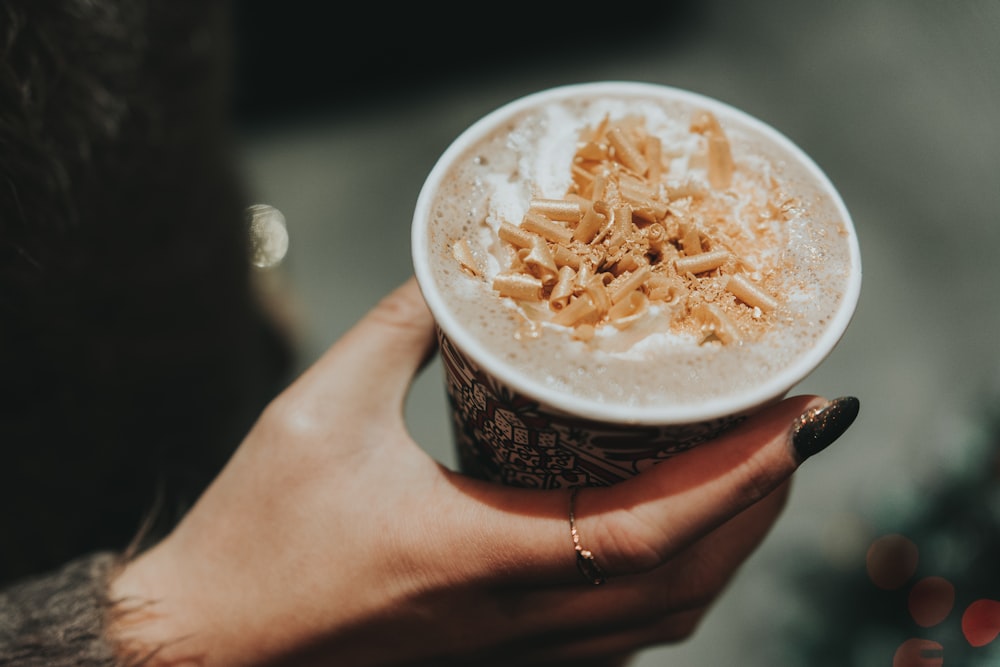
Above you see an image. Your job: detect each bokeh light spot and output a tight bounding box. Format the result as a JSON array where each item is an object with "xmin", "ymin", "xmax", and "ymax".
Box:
[
  {"xmin": 962, "ymin": 599, "xmax": 1000, "ymax": 647},
  {"xmin": 907, "ymin": 576, "xmax": 955, "ymax": 628},
  {"xmin": 892, "ymin": 638, "xmax": 943, "ymax": 667},
  {"xmin": 247, "ymin": 203, "xmax": 289, "ymax": 268},
  {"xmin": 867, "ymin": 533, "xmax": 919, "ymax": 590}
]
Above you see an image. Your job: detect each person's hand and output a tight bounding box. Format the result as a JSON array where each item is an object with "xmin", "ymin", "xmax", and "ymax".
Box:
[{"xmin": 108, "ymin": 276, "xmax": 858, "ymax": 667}]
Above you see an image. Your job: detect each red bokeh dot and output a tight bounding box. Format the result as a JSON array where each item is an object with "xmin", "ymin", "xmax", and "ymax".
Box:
[
  {"xmin": 907, "ymin": 576, "xmax": 954, "ymax": 627},
  {"xmin": 892, "ymin": 638, "xmax": 943, "ymax": 667},
  {"xmin": 867, "ymin": 533, "xmax": 919, "ymax": 590},
  {"xmin": 962, "ymin": 599, "xmax": 1000, "ymax": 647}
]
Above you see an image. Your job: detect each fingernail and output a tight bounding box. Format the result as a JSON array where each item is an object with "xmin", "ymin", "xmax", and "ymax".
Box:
[{"xmin": 792, "ymin": 396, "xmax": 860, "ymax": 462}]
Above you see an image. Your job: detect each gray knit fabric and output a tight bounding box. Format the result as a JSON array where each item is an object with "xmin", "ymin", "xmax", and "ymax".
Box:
[{"xmin": 0, "ymin": 553, "xmax": 120, "ymax": 666}]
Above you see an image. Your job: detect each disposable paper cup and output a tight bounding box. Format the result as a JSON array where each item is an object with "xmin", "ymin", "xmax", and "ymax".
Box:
[{"xmin": 411, "ymin": 81, "xmax": 861, "ymax": 489}]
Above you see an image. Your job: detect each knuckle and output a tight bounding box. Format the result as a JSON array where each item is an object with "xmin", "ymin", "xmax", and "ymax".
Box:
[
  {"xmin": 734, "ymin": 451, "xmax": 786, "ymax": 506},
  {"xmin": 592, "ymin": 508, "xmax": 671, "ymax": 574},
  {"xmin": 258, "ymin": 392, "xmax": 322, "ymax": 440}
]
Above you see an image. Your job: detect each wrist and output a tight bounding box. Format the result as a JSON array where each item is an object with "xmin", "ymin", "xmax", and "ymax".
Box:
[
  {"xmin": 107, "ymin": 543, "xmax": 190, "ymax": 665},
  {"xmin": 108, "ymin": 539, "xmax": 240, "ymax": 667}
]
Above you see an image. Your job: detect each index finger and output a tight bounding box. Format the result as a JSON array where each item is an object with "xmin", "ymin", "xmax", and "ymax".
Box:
[
  {"xmin": 442, "ymin": 395, "xmax": 859, "ymax": 585},
  {"xmin": 579, "ymin": 395, "xmax": 860, "ymax": 575}
]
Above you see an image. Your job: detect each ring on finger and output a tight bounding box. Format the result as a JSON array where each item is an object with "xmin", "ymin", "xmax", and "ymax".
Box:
[{"xmin": 569, "ymin": 486, "xmax": 607, "ymax": 586}]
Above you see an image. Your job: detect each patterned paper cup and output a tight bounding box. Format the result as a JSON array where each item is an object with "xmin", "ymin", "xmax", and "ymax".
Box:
[{"xmin": 411, "ymin": 82, "xmax": 862, "ymax": 489}]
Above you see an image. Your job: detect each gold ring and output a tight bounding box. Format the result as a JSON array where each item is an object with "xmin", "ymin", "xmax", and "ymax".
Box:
[{"xmin": 569, "ymin": 487, "xmax": 607, "ymax": 585}]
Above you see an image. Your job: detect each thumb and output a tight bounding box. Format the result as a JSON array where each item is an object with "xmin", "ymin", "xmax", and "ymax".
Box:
[{"xmin": 290, "ymin": 276, "xmax": 438, "ymax": 414}]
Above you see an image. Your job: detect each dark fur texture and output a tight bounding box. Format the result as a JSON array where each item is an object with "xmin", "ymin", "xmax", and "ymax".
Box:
[{"xmin": 0, "ymin": 0, "xmax": 292, "ymax": 585}]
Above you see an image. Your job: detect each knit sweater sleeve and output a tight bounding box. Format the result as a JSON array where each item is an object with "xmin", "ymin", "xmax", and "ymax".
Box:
[{"xmin": 0, "ymin": 553, "xmax": 122, "ymax": 667}]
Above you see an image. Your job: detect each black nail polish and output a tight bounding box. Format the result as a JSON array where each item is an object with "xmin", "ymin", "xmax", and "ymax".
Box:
[{"xmin": 792, "ymin": 396, "xmax": 860, "ymax": 462}]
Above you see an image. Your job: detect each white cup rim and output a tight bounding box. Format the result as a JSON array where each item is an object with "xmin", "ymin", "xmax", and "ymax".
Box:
[{"xmin": 412, "ymin": 81, "xmax": 862, "ymax": 425}]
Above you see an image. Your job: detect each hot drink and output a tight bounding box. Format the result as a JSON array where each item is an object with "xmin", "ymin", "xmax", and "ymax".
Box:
[{"xmin": 412, "ymin": 82, "xmax": 860, "ymax": 486}]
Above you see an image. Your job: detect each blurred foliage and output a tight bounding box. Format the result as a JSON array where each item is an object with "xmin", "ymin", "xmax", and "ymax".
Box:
[{"xmin": 780, "ymin": 399, "xmax": 1000, "ymax": 666}]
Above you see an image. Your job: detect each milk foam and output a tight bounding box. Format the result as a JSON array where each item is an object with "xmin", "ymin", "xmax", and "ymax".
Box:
[{"xmin": 418, "ymin": 87, "xmax": 858, "ymax": 416}]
